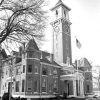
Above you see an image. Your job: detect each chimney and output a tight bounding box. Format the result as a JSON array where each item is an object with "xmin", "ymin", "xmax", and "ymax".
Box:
[{"xmin": 50, "ymin": 54, "xmax": 53, "ymax": 62}]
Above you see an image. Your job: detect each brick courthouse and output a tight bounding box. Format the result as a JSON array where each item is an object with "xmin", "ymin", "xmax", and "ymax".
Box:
[{"xmin": 0, "ymin": 0, "xmax": 93, "ymax": 100}]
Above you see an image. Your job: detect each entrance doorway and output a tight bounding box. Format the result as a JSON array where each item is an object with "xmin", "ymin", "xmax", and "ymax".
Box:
[{"xmin": 64, "ymin": 80, "xmax": 73, "ymax": 96}]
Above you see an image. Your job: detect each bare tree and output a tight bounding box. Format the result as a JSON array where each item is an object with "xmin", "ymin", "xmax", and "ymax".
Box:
[{"xmin": 0, "ymin": 0, "xmax": 47, "ymax": 52}]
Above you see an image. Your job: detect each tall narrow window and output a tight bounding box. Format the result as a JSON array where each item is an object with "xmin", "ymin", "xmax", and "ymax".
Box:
[
  {"xmin": 64, "ymin": 10, "xmax": 66, "ymax": 17},
  {"xmin": 56, "ymin": 10, "xmax": 58, "ymax": 16},
  {"xmin": 22, "ymin": 80, "xmax": 25, "ymax": 92},
  {"xmin": 16, "ymin": 68, "xmax": 18, "ymax": 75},
  {"xmin": 42, "ymin": 79, "xmax": 46, "ymax": 92},
  {"xmin": 53, "ymin": 80, "xmax": 58, "ymax": 93},
  {"xmin": 34, "ymin": 80, "xmax": 38, "ymax": 92},
  {"xmin": 27, "ymin": 80, "xmax": 32, "ymax": 91},
  {"xmin": 49, "ymin": 84, "xmax": 52, "ymax": 92},
  {"xmin": 28, "ymin": 65, "xmax": 32, "ymax": 73},
  {"xmin": 23, "ymin": 65, "xmax": 25, "ymax": 73},
  {"xmin": 16, "ymin": 81, "xmax": 19, "ymax": 92},
  {"xmin": 35, "ymin": 66, "xmax": 38, "ymax": 74}
]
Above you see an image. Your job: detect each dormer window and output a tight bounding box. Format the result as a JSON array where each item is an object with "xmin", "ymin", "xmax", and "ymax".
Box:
[{"xmin": 56, "ymin": 10, "xmax": 58, "ymax": 16}]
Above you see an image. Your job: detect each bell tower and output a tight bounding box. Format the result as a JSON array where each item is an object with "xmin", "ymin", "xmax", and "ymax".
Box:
[{"xmin": 51, "ymin": 0, "xmax": 72, "ymax": 65}]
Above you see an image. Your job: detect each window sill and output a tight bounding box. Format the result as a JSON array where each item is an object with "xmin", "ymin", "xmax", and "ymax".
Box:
[
  {"xmin": 42, "ymin": 92, "xmax": 47, "ymax": 94},
  {"xmin": 34, "ymin": 92, "xmax": 38, "ymax": 94},
  {"xmin": 35, "ymin": 73, "xmax": 39, "ymax": 74},
  {"xmin": 42, "ymin": 75, "xmax": 48, "ymax": 77},
  {"xmin": 27, "ymin": 72, "xmax": 32, "ymax": 74}
]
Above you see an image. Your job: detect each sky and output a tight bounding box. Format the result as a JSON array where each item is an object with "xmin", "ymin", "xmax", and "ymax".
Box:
[{"xmin": 42, "ymin": 0, "xmax": 100, "ymax": 66}]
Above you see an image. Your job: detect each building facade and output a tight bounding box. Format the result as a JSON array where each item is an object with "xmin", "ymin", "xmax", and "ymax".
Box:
[
  {"xmin": 0, "ymin": 40, "xmax": 85, "ymax": 99},
  {"xmin": 1, "ymin": 39, "xmax": 61, "ymax": 99},
  {"xmin": 0, "ymin": 0, "xmax": 93, "ymax": 100}
]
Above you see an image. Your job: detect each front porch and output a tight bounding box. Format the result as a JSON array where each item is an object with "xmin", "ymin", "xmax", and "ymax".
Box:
[{"xmin": 60, "ymin": 72, "xmax": 84, "ymax": 98}]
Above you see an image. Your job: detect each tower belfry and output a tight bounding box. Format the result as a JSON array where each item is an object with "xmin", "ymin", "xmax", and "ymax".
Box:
[{"xmin": 51, "ymin": 0, "xmax": 72, "ymax": 65}]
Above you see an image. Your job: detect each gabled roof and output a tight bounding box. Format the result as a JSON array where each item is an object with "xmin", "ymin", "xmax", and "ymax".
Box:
[
  {"xmin": 40, "ymin": 58, "xmax": 60, "ymax": 67},
  {"xmin": 40, "ymin": 58, "xmax": 51, "ymax": 64},
  {"xmin": 83, "ymin": 58, "xmax": 92, "ymax": 67},
  {"xmin": 26, "ymin": 39, "xmax": 39, "ymax": 51},
  {"xmin": 79, "ymin": 58, "xmax": 92, "ymax": 68},
  {"xmin": 51, "ymin": 0, "xmax": 71, "ymax": 11},
  {"xmin": 40, "ymin": 51, "xmax": 60, "ymax": 67},
  {"xmin": 52, "ymin": 61, "xmax": 60, "ymax": 66}
]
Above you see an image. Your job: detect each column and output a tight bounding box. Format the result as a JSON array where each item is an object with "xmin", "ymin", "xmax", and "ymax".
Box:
[
  {"xmin": 73, "ymin": 80, "xmax": 76, "ymax": 96},
  {"xmin": 80, "ymin": 80, "xmax": 84, "ymax": 97},
  {"xmin": 81, "ymin": 80, "xmax": 84, "ymax": 96},
  {"xmin": 79, "ymin": 80, "xmax": 82, "ymax": 96}
]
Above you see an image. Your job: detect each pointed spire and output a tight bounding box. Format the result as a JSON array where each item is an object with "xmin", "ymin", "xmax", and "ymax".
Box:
[{"xmin": 51, "ymin": 0, "xmax": 71, "ymax": 11}]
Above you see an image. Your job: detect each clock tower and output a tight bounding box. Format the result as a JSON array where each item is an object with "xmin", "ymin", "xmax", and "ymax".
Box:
[{"xmin": 51, "ymin": 0, "xmax": 72, "ymax": 65}]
